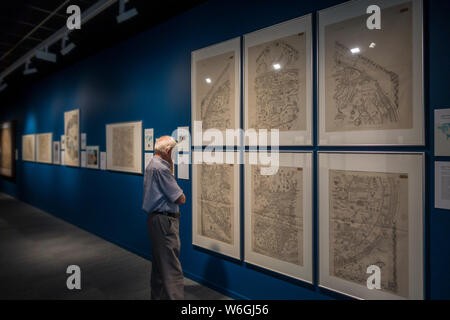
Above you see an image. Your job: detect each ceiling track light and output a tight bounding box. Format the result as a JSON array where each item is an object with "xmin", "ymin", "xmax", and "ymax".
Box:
[
  {"xmin": 35, "ymin": 46, "xmax": 57, "ymax": 63},
  {"xmin": 116, "ymin": 0, "xmax": 138, "ymax": 24},
  {"xmin": 23, "ymin": 58, "xmax": 38, "ymax": 75},
  {"xmin": 61, "ymin": 35, "xmax": 76, "ymax": 56}
]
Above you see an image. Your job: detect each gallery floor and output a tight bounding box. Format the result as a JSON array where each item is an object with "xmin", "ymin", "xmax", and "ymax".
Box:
[{"xmin": 0, "ymin": 193, "xmax": 230, "ymax": 300}]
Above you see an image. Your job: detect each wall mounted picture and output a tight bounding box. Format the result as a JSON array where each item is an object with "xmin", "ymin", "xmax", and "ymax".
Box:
[
  {"xmin": 244, "ymin": 15, "xmax": 313, "ymax": 146},
  {"xmin": 318, "ymin": 0, "xmax": 424, "ymax": 145},
  {"xmin": 64, "ymin": 109, "xmax": 80, "ymax": 166},
  {"xmin": 0, "ymin": 121, "xmax": 16, "ymax": 179},
  {"xmin": 22, "ymin": 134, "xmax": 35, "ymax": 162},
  {"xmin": 144, "ymin": 128, "xmax": 154, "ymax": 151},
  {"xmin": 106, "ymin": 121, "xmax": 142, "ymax": 174},
  {"xmin": 61, "ymin": 135, "xmax": 65, "ymax": 150},
  {"xmin": 192, "ymin": 151, "xmax": 240, "ymax": 259},
  {"xmin": 53, "ymin": 141, "xmax": 60, "ymax": 164},
  {"xmin": 244, "ymin": 152, "xmax": 313, "ymax": 282},
  {"xmin": 435, "ymin": 161, "xmax": 450, "ymax": 210},
  {"xmin": 36, "ymin": 133, "xmax": 52, "ymax": 164},
  {"xmin": 86, "ymin": 146, "xmax": 99, "ymax": 169},
  {"xmin": 192, "ymin": 37, "xmax": 241, "ymax": 146},
  {"xmin": 435, "ymin": 108, "xmax": 450, "ymax": 156},
  {"xmin": 318, "ymin": 152, "xmax": 424, "ymax": 299},
  {"xmin": 81, "ymin": 133, "xmax": 87, "ymax": 150},
  {"xmin": 176, "ymin": 126, "xmax": 190, "ymax": 152}
]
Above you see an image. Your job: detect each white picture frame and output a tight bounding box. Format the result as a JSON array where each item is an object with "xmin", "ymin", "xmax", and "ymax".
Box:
[
  {"xmin": 434, "ymin": 108, "xmax": 450, "ymax": 156},
  {"xmin": 435, "ymin": 161, "xmax": 450, "ymax": 210},
  {"xmin": 318, "ymin": 152, "xmax": 424, "ymax": 299},
  {"xmin": 36, "ymin": 133, "xmax": 53, "ymax": 164},
  {"xmin": 244, "ymin": 14, "xmax": 313, "ymax": 146},
  {"xmin": 244, "ymin": 152, "xmax": 313, "ymax": 282},
  {"xmin": 144, "ymin": 128, "xmax": 154, "ymax": 151},
  {"xmin": 318, "ymin": 0, "xmax": 424, "ymax": 146},
  {"xmin": 86, "ymin": 146, "xmax": 99, "ymax": 169},
  {"xmin": 191, "ymin": 37, "xmax": 241, "ymax": 146},
  {"xmin": 106, "ymin": 121, "xmax": 142, "ymax": 174},
  {"xmin": 192, "ymin": 151, "xmax": 240, "ymax": 259}
]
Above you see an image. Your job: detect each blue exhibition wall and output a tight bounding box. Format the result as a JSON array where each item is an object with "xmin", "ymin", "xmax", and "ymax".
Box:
[{"xmin": 1, "ymin": 0, "xmax": 449, "ymax": 299}]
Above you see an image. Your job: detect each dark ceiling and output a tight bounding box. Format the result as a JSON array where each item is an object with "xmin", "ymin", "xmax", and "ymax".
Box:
[{"xmin": 0, "ymin": 0, "xmax": 206, "ymax": 94}]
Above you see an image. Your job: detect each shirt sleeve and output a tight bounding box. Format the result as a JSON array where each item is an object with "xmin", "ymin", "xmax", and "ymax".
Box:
[{"xmin": 157, "ymin": 168, "xmax": 183, "ymax": 204}]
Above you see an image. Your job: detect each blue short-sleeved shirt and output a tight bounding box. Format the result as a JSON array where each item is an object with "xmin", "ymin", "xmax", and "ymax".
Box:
[{"xmin": 142, "ymin": 156, "xmax": 183, "ymax": 214}]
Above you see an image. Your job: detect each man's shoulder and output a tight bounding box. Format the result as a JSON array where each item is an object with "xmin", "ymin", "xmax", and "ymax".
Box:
[{"xmin": 149, "ymin": 160, "xmax": 171, "ymax": 174}]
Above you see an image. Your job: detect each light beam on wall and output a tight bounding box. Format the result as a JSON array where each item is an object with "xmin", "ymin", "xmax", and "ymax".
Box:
[{"xmin": 116, "ymin": 0, "xmax": 138, "ymax": 24}]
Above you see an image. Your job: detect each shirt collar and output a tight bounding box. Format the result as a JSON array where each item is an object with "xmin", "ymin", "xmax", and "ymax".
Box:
[{"xmin": 154, "ymin": 155, "xmax": 170, "ymax": 169}]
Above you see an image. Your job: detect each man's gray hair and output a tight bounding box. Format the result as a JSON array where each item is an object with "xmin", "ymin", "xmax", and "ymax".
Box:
[{"xmin": 154, "ymin": 136, "xmax": 176, "ymax": 154}]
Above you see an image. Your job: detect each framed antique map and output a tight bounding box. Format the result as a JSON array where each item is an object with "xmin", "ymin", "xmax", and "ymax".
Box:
[
  {"xmin": 86, "ymin": 146, "xmax": 99, "ymax": 169},
  {"xmin": 22, "ymin": 134, "xmax": 35, "ymax": 162},
  {"xmin": 318, "ymin": 152, "xmax": 424, "ymax": 299},
  {"xmin": 318, "ymin": 0, "xmax": 424, "ymax": 145},
  {"xmin": 244, "ymin": 15, "xmax": 313, "ymax": 146},
  {"xmin": 191, "ymin": 37, "xmax": 241, "ymax": 146},
  {"xmin": 106, "ymin": 121, "xmax": 142, "ymax": 174},
  {"xmin": 64, "ymin": 109, "xmax": 80, "ymax": 166},
  {"xmin": 192, "ymin": 151, "xmax": 240, "ymax": 259},
  {"xmin": 244, "ymin": 152, "xmax": 313, "ymax": 282},
  {"xmin": 0, "ymin": 121, "xmax": 16, "ymax": 178},
  {"xmin": 36, "ymin": 133, "xmax": 52, "ymax": 164}
]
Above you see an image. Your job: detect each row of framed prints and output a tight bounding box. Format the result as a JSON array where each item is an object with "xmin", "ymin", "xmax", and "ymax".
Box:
[
  {"xmin": 22, "ymin": 132, "xmax": 101, "ymax": 169},
  {"xmin": 192, "ymin": 151, "xmax": 424, "ymax": 300},
  {"xmin": 22, "ymin": 108, "xmax": 144, "ymax": 174},
  {"xmin": 191, "ymin": 0, "xmax": 424, "ymax": 146}
]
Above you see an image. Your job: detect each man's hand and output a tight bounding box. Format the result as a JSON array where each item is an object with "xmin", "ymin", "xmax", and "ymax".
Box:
[{"xmin": 175, "ymin": 194, "xmax": 186, "ymax": 205}]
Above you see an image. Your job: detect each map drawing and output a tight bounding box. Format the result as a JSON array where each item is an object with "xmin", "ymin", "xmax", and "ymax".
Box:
[
  {"xmin": 197, "ymin": 163, "xmax": 234, "ymax": 244},
  {"xmin": 112, "ymin": 126, "xmax": 134, "ymax": 168},
  {"xmin": 324, "ymin": 2, "xmax": 413, "ymax": 132},
  {"xmin": 64, "ymin": 109, "xmax": 79, "ymax": 166},
  {"xmin": 438, "ymin": 123, "xmax": 450, "ymax": 140},
  {"xmin": 1, "ymin": 126, "xmax": 12, "ymax": 173},
  {"xmin": 329, "ymin": 169, "xmax": 409, "ymax": 297},
  {"xmin": 248, "ymin": 34, "xmax": 306, "ymax": 132},
  {"xmin": 251, "ymin": 166, "xmax": 303, "ymax": 266},
  {"xmin": 22, "ymin": 135, "xmax": 35, "ymax": 161},
  {"xmin": 196, "ymin": 51, "xmax": 235, "ymax": 131},
  {"xmin": 37, "ymin": 134, "xmax": 51, "ymax": 163}
]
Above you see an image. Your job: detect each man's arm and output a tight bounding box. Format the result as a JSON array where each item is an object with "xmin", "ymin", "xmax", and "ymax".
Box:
[
  {"xmin": 175, "ymin": 193, "xmax": 186, "ymax": 205},
  {"xmin": 158, "ymin": 168, "xmax": 185, "ymax": 205}
]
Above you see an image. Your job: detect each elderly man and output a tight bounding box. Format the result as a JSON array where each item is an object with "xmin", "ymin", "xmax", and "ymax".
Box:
[{"xmin": 142, "ymin": 136, "xmax": 186, "ymax": 300}]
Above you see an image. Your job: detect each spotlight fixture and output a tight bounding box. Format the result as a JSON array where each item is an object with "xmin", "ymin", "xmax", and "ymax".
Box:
[
  {"xmin": 23, "ymin": 59, "xmax": 37, "ymax": 75},
  {"xmin": 369, "ymin": 42, "xmax": 376, "ymax": 48},
  {"xmin": 61, "ymin": 35, "xmax": 76, "ymax": 56},
  {"xmin": 116, "ymin": 0, "xmax": 138, "ymax": 24},
  {"xmin": 350, "ymin": 47, "xmax": 360, "ymax": 54},
  {"xmin": 205, "ymin": 78, "xmax": 212, "ymax": 84},
  {"xmin": 273, "ymin": 63, "xmax": 281, "ymax": 70},
  {"xmin": 35, "ymin": 46, "xmax": 57, "ymax": 63}
]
